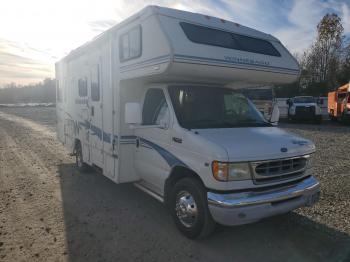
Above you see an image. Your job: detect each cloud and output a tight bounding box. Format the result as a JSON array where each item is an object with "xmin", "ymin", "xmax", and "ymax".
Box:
[
  {"xmin": 88, "ymin": 19, "xmax": 118, "ymax": 33},
  {"xmin": 0, "ymin": 39, "xmax": 53, "ymax": 85},
  {"xmin": 340, "ymin": 2, "xmax": 350, "ymax": 34},
  {"xmin": 273, "ymin": 0, "xmax": 350, "ymax": 53},
  {"xmin": 0, "ymin": 0, "xmax": 350, "ymax": 85}
]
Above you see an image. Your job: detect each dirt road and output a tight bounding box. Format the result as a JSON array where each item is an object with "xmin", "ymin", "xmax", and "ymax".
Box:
[{"xmin": 0, "ymin": 107, "xmax": 349, "ymax": 262}]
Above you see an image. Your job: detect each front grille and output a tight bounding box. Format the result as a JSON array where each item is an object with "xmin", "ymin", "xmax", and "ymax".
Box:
[
  {"xmin": 295, "ymin": 106, "xmax": 315, "ymax": 117},
  {"xmin": 252, "ymin": 156, "xmax": 308, "ymax": 184}
]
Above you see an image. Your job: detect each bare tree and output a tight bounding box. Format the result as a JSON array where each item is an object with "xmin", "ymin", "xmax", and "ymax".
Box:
[{"xmin": 304, "ymin": 13, "xmax": 344, "ymax": 86}]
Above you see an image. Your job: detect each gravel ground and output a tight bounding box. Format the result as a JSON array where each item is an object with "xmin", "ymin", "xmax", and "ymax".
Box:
[
  {"xmin": 280, "ymin": 121, "xmax": 350, "ymax": 235},
  {"xmin": 0, "ymin": 107, "xmax": 349, "ymax": 262}
]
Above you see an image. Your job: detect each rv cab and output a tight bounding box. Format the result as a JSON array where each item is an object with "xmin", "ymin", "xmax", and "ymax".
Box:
[{"xmin": 56, "ymin": 6, "xmax": 320, "ymax": 238}]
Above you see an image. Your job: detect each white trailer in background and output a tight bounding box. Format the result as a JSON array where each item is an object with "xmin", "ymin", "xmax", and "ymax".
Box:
[{"xmin": 56, "ymin": 6, "xmax": 320, "ymax": 238}]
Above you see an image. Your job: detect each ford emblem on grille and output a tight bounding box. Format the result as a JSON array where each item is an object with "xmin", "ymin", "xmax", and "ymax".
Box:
[{"xmin": 281, "ymin": 147, "xmax": 288, "ymax": 152}]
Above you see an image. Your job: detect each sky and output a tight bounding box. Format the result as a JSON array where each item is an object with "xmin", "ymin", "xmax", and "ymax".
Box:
[{"xmin": 0, "ymin": 0, "xmax": 350, "ymax": 86}]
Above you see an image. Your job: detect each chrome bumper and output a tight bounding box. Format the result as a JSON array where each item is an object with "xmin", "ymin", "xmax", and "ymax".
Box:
[{"xmin": 207, "ymin": 176, "xmax": 320, "ymax": 226}]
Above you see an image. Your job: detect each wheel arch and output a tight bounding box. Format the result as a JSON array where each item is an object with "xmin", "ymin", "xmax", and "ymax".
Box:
[{"xmin": 164, "ymin": 165, "xmax": 204, "ymax": 208}]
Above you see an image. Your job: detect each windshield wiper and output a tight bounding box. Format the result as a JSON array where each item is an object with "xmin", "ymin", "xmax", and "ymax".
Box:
[{"xmin": 238, "ymin": 120, "xmax": 271, "ymax": 127}]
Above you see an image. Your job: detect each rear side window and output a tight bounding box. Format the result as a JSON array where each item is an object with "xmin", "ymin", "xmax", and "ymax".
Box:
[
  {"xmin": 91, "ymin": 65, "xmax": 100, "ymax": 101},
  {"xmin": 119, "ymin": 26, "xmax": 142, "ymax": 62},
  {"xmin": 180, "ymin": 22, "xmax": 281, "ymax": 57},
  {"xmin": 142, "ymin": 89, "xmax": 167, "ymax": 125},
  {"xmin": 78, "ymin": 78, "xmax": 88, "ymax": 97},
  {"xmin": 56, "ymin": 80, "xmax": 62, "ymax": 102}
]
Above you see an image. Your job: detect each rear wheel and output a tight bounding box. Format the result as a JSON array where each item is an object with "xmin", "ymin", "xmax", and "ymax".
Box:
[
  {"xmin": 75, "ymin": 141, "xmax": 89, "ymax": 171},
  {"xmin": 314, "ymin": 116, "xmax": 322, "ymax": 124},
  {"xmin": 340, "ymin": 112, "xmax": 350, "ymax": 124},
  {"xmin": 329, "ymin": 114, "xmax": 337, "ymax": 122},
  {"xmin": 170, "ymin": 177, "xmax": 215, "ymax": 239}
]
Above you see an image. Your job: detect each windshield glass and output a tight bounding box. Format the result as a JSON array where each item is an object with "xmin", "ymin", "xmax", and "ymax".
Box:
[
  {"xmin": 240, "ymin": 88, "xmax": 273, "ymax": 101},
  {"xmin": 293, "ymin": 97, "xmax": 315, "ymax": 103},
  {"xmin": 168, "ymin": 86, "xmax": 270, "ymax": 129}
]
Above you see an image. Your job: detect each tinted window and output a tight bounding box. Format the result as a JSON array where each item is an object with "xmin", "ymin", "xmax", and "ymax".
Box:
[
  {"xmin": 143, "ymin": 89, "xmax": 167, "ymax": 125},
  {"xmin": 78, "ymin": 78, "xmax": 88, "ymax": 97},
  {"xmin": 168, "ymin": 86, "xmax": 268, "ymax": 129},
  {"xmin": 119, "ymin": 26, "xmax": 142, "ymax": 62},
  {"xmin": 338, "ymin": 93, "xmax": 347, "ymax": 102},
  {"xmin": 293, "ymin": 97, "xmax": 315, "ymax": 103},
  {"xmin": 91, "ymin": 65, "xmax": 100, "ymax": 101},
  {"xmin": 180, "ymin": 22, "xmax": 281, "ymax": 57}
]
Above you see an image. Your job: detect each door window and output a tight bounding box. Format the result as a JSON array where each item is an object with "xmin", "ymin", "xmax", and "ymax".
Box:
[
  {"xmin": 91, "ymin": 65, "xmax": 100, "ymax": 101},
  {"xmin": 78, "ymin": 78, "xmax": 88, "ymax": 97},
  {"xmin": 142, "ymin": 89, "xmax": 169, "ymax": 125}
]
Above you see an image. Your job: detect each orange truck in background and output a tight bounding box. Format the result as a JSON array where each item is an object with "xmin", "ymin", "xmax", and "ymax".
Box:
[{"xmin": 328, "ymin": 83, "xmax": 350, "ymax": 122}]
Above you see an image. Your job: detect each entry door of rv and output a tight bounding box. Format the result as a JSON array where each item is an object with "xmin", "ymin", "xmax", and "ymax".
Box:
[{"xmin": 89, "ymin": 64, "xmax": 104, "ymax": 168}]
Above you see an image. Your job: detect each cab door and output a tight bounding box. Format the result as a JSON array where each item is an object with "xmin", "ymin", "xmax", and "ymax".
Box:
[
  {"xmin": 89, "ymin": 64, "xmax": 103, "ymax": 167},
  {"xmin": 134, "ymin": 88, "xmax": 172, "ymax": 191}
]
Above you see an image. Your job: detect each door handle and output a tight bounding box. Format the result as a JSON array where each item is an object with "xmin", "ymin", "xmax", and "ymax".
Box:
[{"xmin": 172, "ymin": 137, "xmax": 182, "ymax": 143}]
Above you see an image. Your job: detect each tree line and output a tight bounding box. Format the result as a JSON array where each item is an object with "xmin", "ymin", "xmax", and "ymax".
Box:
[
  {"xmin": 0, "ymin": 78, "xmax": 55, "ymax": 104},
  {"xmin": 275, "ymin": 13, "xmax": 350, "ymax": 98}
]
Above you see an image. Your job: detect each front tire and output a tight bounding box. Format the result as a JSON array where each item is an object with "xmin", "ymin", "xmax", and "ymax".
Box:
[{"xmin": 170, "ymin": 177, "xmax": 215, "ymax": 239}]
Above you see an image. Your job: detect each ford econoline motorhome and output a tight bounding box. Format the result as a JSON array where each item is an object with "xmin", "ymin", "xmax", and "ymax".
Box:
[{"xmin": 56, "ymin": 6, "xmax": 320, "ymax": 238}]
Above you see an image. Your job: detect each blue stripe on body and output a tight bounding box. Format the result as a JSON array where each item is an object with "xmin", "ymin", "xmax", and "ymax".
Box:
[
  {"xmin": 76, "ymin": 123, "xmax": 186, "ymax": 167},
  {"xmin": 139, "ymin": 138, "xmax": 187, "ymax": 168}
]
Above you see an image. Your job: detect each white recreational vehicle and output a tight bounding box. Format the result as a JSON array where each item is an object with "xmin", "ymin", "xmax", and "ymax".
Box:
[{"xmin": 56, "ymin": 6, "xmax": 320, "ymax": 238}]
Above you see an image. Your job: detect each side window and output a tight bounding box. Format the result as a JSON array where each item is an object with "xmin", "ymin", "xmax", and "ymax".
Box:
[
  {"xmin": 338, "ymin": 93, "xmax": 346, "ymax": 102},
  {"xmin": 78, "ymin": 77, "xmax": 88, "ymax": 97},
  {"xmin": 91, "ymin": 65, "xmax": 100, "ymax": 101},
  {"xmin": 119, "ymin": 26, "xmax": 142, "ymax": 62},
  {"xmin": 142, "ymin": 89, "xmax": 168, "ymax": 125},
  {"xmin": 56, "ymin": 79, "xmax": 62, "ymax": 102}
]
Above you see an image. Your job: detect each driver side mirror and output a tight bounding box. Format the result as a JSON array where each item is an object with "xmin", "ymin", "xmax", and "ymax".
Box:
[
  {"xmin": 125, "ymin": 102, "xmax": 142, "ymax": 125},
  {"xmin": 317, "ymin": 98, "xmax": 323, "ymax": 105}
]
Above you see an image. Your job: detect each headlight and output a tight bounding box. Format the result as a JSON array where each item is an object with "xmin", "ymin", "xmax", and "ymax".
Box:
[
  {"xmin": 305, "ymin": 155, "xmax": 312, "ymax": 169},
  {"xmin": 212, "ymin": 161, "xmax": 251, "ymax": 181}
]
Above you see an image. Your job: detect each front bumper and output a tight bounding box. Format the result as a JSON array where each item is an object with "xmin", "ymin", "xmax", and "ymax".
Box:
[
  {"xmin": 290, "ymin": 113, "xmax": 321, "ymax": 120},
  {"xmin": 207, "ymin": 176, "xmax": 320, "ymax": 226}
]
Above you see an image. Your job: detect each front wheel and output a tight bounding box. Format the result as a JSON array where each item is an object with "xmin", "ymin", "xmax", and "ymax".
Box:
[{"xmin": 170, "ymin": 177, "xmax": 215, "ymax": 239}]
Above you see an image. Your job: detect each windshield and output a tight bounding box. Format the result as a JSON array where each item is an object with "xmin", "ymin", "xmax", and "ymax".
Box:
[
  {"xmin": 168, "ymin": 86, "xmax": 270, "ymax": 129},
  {"xmin": 293, "ymin": 97, "xmax": 315, "ymax": 103},
  {"xmin": 240, "ymin": 88, "xmax": 273, "ymax": 101}
]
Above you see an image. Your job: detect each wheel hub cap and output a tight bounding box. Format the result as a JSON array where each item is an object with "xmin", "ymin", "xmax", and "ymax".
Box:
[{"xmin": 175, "ymin": 191, "xmax": 198, "ymax": 228}]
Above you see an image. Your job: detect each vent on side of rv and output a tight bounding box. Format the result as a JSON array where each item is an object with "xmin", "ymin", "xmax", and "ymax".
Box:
[{"xmin": 180, "ymin": 22, "xmax": 281, "ymax": 57}]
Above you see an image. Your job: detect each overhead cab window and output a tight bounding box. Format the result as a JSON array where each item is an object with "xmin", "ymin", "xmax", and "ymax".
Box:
[
  {"xmin": 180, "ymin": 22, "xmax": 281, "ymax": 57},
  {"xmin": 119, "ymin": 26, "xmax": 142, "ymax": 62}
]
